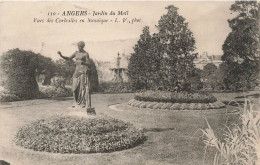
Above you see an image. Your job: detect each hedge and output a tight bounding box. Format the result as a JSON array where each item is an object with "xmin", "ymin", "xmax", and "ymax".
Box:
[{"xmin": 0, "ymin": 49, "xmax": 40, "ymax": 99}]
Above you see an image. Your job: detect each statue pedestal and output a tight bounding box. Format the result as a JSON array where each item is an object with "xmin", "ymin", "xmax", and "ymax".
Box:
[{"xmin": 86, "ymin": 107, "xmax": 96, "ymax": 115}]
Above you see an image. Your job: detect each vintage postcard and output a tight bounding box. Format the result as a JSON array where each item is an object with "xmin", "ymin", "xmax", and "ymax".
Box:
[{"xmin": 0, "ymin": 1, "xmax": 259, "ymax": 165}]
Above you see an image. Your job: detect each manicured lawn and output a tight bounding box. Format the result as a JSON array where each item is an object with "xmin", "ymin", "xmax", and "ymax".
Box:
[
  {"xmin": 0, "ymin": 91, "xmax": 259, "ymax": 165},
  {"xmin": 212, "ymin": 90, "xmax": 260, "ymax": 105}
]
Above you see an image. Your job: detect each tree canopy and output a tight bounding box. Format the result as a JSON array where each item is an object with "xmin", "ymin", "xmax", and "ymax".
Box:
[
  {"xmin": 128, "ymin": 5, "xmax": 199, "ymax": 92},
  {"xmin": 128, "ymin": 26, "xmax": 153, "ymax": 90},
  {"xmin": 222, "ymin": 1, "xmax": 260, "ymax": 90}
]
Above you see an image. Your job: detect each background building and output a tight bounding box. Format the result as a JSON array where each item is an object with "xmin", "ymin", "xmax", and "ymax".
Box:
[{"xmin": 194, "ymin": 51, "xmax": 222, "ymax": 69}]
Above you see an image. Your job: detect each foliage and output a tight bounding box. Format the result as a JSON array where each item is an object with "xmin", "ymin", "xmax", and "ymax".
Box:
[
  {"xmin": 0, "ymin": 90, "xmax": 23, "ymax": 102},
  {"xmin": 52, "ymin": 77, "xmax": 66, "ymax": 89},
  {"xmin": 36, "ymin": 55, "xmax": 56, "ymax": 85},
  {"xmin": 214, "ymin": 63, "xmax": 229, "ymax": 90},
  {"xmin": 201, "ymin": 63, "xmax": 226, "ymax": 91},
  {"xmin": 143, "ymin": 35, "xmax": 167, "ymax": 91},
  {"xmin": 98, "ymin": 81, "xmax": 133, "ymax": 93},
  {"xmin": 39, "ymin": 86, "xmax": 72, "ymax": 98},
  {"xmin": 201, "ymin": 100, "xmax": 260, "ymax": 165},
  {"xmin": 0, "ymin": 49, "xmax": 40, "ymax": 99},
  {"xmin": 135, "ymin": 90, "xmax": 217, "ymax": 103},
  {"xmin": 55, "ymin": 59, "xmax": 75, "ymax": 85},
  {"xmin": 0, "ymin": 48, "xmax": 99, "ymax": 101},
  {"xmin": 14, "ymin": 115, "xmax": 146, "ymax": 154},
  {"xmin": 128, "ymin": 99, "xmax": 225, "ymax": 110},
  {"xmin": 201, "ymin": 63, "xmax": 218, "ymax": 79},
  {"xmin": 55, "ymin": 58, "xmax": 99, "ymax": 92},
  {"xmin": 156, "ymin": 5, "xmax": 198, "ymax": 92},
  {"xmin": 222, "ymin": 1, "xmax": 260, "ymax": 90},
  {"xmin": 184, "ymin": 68, "xmax": 203, "ymax": 92},
  {"xmin": 128, "ymin": 5, "xmax": 199, "ymax": 92},
  {"xmin": 0, "ymin": 48, "xmax": 58, "ymax": 99},
  {"xmin": 128, "ymin": 26, "xmax": 153, "ymax": 90}
]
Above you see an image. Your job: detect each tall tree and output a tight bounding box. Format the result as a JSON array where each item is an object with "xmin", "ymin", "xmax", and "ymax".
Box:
[
  {"xmin": 156, "ymin": 5, "xmax": 198, "ymax": 91},
  {"xmin": 145, "ymin": 34, "xmax": 164, "ymax": 90},
  {"xmin": 222, "ymin": 1, "xmax": 260, "ymax": 90},
  {"xmin": 128, "ymin": 26, "xmax": 152, "ymax": 90}
]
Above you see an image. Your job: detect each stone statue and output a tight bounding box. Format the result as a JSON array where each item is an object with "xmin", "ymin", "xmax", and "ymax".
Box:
[{"xmin": 58, "ymin": 41, "xmax": 95, "ymax": 114}]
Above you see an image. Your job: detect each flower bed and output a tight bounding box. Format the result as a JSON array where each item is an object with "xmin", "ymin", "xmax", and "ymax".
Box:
[
  {"xmin": 14, "ymin": 115, "xmax": 146, "ymax": 154},
  {"xmin": 135, "ymin": 90, "xmax": 217, "ymax": 103},
  {"xmin": 128, "ymin": 99, "xmax": 225, "ymax": 110}
]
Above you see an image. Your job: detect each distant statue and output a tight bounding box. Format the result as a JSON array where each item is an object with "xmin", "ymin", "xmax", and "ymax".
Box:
[{"xmin": 57, "ymin": 41, "xmax": 93, "ymax": 110}]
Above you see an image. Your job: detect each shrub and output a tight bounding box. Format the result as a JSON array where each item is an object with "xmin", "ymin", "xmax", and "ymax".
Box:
[
  {"xmin": 201, "ymin": 100, "xmax": 260, "ymax": 165},
  {"xmin": 0, "ymin": 90, "xmax": 23, "ymax": 102},
  {"xmin": 0, "ymin": 85, "xmax": 73, "ymax": 102},
  {"xmin": 135, "ymin": 90, "xmax": 217, "ymax": 103},
  {"xmin": 0, "ymin": 49, "xmax": 40, "ymax": 99},
  {"xmin": 98, "ymin": 81, "xmax": 133, "ymax": 93},
  {"xmin": 52, "ymin": 77, "xmax": 66, "ymax": 89},
  {"xmin": 14, "ymin": 115, "xmax": 146, "ymax": 154},
  {"xmin": 39, "ymin": 86, "xmax": 72, "ymax": 98}
]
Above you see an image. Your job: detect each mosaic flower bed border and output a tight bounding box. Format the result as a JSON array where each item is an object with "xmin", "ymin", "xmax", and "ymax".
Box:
[{"xmin": 128, "ymin": 99, "xmax": 225, "ymax": 110}]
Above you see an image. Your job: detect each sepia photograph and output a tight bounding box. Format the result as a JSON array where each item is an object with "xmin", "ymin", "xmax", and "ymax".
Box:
[{"xmin": 0, "ymin": 1, "xmax": 259, "ymax": 165}]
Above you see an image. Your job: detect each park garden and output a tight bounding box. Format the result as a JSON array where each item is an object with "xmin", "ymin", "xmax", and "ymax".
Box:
[{"xmin": 0, "ymin": 1, "xmax": 259, "ymax": 165}]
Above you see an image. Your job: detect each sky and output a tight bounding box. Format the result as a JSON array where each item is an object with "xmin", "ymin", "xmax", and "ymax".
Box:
[{"xmin": 0, "ymin": 1, "xmax": 234, "ymax": 62}]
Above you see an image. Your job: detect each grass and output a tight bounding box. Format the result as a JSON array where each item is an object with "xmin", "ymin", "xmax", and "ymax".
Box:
[
  {"xmin": 201, "ymin": 99, "xmax": 260, "ymax": 165},
  {"xmin": 14, "ymin": 115, "xmax": 146, "ymax": 154},
  {"xmin": 0, "ymin": 91, "xmax": 259, "ymax": 165},
  {"xmin": 212, "ymin": 90, "xmax": 260, "ymax": 106}
]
